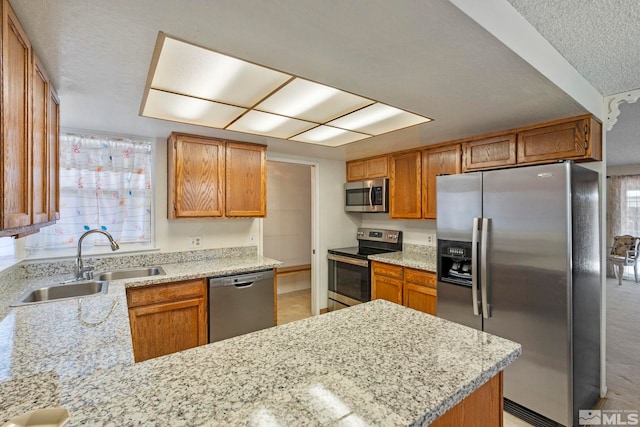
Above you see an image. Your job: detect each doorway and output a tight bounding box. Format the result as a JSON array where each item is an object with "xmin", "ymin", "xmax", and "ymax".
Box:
[{"xmin": 264, "ymin": 161, "xmax": 314, "ymax": 325}]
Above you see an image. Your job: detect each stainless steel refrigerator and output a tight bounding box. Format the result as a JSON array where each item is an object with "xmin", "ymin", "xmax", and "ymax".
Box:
[{"xmin": 436, "ymin": 162, "xmax": 600, "ymax": 427}]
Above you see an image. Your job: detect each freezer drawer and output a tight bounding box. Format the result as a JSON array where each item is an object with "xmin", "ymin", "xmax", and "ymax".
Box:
[{"xmin": 209, "ymin": 269, "xmax": 275, "ymax": 342}]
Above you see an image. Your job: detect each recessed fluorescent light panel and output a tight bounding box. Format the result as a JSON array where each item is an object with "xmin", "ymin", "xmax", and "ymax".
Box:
[{"xmin": 141, "ymin": 33, "xmax": 432, "ymax": 146}]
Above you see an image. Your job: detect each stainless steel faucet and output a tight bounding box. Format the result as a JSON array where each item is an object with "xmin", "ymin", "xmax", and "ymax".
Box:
[{"xmin": 76, "ymin": 229, "xmax": 120, "ymax": 280}]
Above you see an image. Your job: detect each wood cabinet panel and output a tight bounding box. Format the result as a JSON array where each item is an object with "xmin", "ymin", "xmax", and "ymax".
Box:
[
  {"xmin": 31, "ymin": 55, "xmax": 49, "ymax": 225},
  {"xmin": 372, "ymin": 275, "xmax": 403, "ymax": 305},
  {"xmin": 346, "ymin": 156, "xmax": 389, "ymax": 182},
  {"xmin": 404, "ymin": 283, "xmax": 437, "ymax": 315},
  {"xmin": 389, "ymin": 151, "xmax": 422, "ymax": 219},
  {"xmin": 372, "ymin": 262, "xmax": 437, "ymax": 315},
  {"xmin": 47, "ymin": 87, "xmax": 60, "ymax": 221},
  {"xmin": 517, "ymin": 119, "xmax": 589, "ymax": 164},
  {"xmin": 372, "ymin": 261, "xmax": 404, "ymax": 280},
  {"xmin": 168, "ymin": 134, "xmax": 225, "ymax": 218},
  {"xmin": 128, "ymin": 297, "xmax": 207, "ymax": 363},
  {"xmin": 431, "ymin": 372, "xmax": 503, "ymax": 427},
  {"xmin": 225, "ymin": 142, "xmax": 266, "ymax": 217},
  {"xmin": 422, "ymin": 145, "xmax": 461, "ymax": 219},
  {"xmin": 463, "ymin": 135, "xmax": 516, "ymax": 172},
  {"xmin": 2, "ymin": 0, "xmax": 32, "ymax": 229},
  {"xmin": 126, "ymin": 278, "xmax": 207, "ymax": 363},
  {"xmin": 405, "ymin": 267, "xmax": 436, "ymax": 288}
]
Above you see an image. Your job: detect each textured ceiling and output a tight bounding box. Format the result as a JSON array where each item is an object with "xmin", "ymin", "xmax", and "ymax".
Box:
[
  {"xmin": 9, "ymin": 0, "xmax": 587, "ymax": 161},
  {"xmin": 506, "ymin": 0, "xmax": 640, "ymax": 167},
  {"xmin": 506, "ymin": 0, "xmax": 640, "ymax": 96}
]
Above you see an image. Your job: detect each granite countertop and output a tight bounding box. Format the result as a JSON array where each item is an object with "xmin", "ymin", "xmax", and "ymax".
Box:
[
  {"xmin": 0, "ymin": 247, "xmax": 520, "ymax": 426},
  {"xmin": 369, "ymin": 243, "xmax": 437, "ymax": 272}
]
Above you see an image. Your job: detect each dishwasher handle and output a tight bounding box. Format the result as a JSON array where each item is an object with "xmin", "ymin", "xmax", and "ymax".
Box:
[{"xmin": 209, "ymin": 271, "xmax": 270, "ymax": 288}]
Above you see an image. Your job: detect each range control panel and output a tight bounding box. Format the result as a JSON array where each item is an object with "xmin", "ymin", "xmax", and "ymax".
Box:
[{"xmin": 357, "ymin": 228, "xmax": 401, "ymax": 244}]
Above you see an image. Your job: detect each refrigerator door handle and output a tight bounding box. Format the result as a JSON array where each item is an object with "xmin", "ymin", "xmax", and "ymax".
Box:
[
  {"xmin": 471, "ymin": 217, "xmax": 480, "ymax": 316},
  {"xmin": 481, "ymin": 217, "xmax": 491, "ymax": 318}
]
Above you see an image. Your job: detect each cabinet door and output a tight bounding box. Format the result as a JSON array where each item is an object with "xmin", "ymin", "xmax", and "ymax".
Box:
[
  {"xmin": 366, "ymin": 156, "xmax": 389, "ymax": 179},
  {"xmin": 48, "ymin": 87, "xmax": 60, "ymax": 221},
  {"xmin": 404, "ymin": 268, "xmax": 437, "ymax": 315},
  {"xmin": 389, "ymin": 151, "xmax": 422, "ymax": 219},
  {"xmin": 422, "ymin": 145, "xmax": 461, "ymax": 219},
  {"xmin": 225, "ymin": 142, "xmax": 266, "ymax": 217},
  {"xmin": 346, "ymin": 160, "xmax": 366, "ymax": 182},
  {"xmin": 517, "ymin": 119, "xmax": 589, "ymax": 164},
  {"xmin": 169, "ymin": 134, "xmax": 225, "ymax": 218},
  {"xmin": 127, "ymin": 278, "xmax": 208, "ymax": 363},
  {"xmin": 2, "ymin": 0, "xmax": 32, "ymax": 229},
  {"xmin": 371, "ymin": 261, "xmax": 404, "ymax": 304},
  {"xmin": 128, "ymin": 297, "xmax": 207, "ymax": 362},
  {"xmin": 463, "ymin": 134, "xmax": 516, "ymax": 172},
  {"xmin": 31, "ymin": 54, "xmax": 49, "ymax": 225}
]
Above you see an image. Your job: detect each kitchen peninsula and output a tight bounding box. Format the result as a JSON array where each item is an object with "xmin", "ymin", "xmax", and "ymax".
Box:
[{"xmin": 0, "ymin": 251, "xmax": 520, "ymax": 426}]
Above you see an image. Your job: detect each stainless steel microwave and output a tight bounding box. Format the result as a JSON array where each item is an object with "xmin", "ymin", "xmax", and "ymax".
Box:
[{"xmin": 344, "ymin": 178, "xmax": 388, "ymax": 213}]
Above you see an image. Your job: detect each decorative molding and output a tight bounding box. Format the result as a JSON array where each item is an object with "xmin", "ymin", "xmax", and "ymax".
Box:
[{"xmin": 606, "ymin": 88, "xmax": 640, "ymax": 131}]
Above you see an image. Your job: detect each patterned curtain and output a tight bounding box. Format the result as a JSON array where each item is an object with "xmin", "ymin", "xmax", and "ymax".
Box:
[
  {"xmin": 26, "ymin": 133, "xmax": 153, "ymax": 253},
  {"xmin": 606, "ymin": 175, "xmax": 640, "ymax": 276}
]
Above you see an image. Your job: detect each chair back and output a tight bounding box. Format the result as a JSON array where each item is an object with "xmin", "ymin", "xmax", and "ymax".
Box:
[{"xmin": 611, "ymin": 235, "xmax": 640, "ymax": 256}]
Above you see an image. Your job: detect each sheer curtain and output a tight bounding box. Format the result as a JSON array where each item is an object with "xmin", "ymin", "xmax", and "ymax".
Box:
[
  {"xmin": 606, "ymin": 175, "xmax": 640, "ymax": 276},
  {"xmin": 26, "ymin": 133, "xmax": 153, "ymax": 254}
]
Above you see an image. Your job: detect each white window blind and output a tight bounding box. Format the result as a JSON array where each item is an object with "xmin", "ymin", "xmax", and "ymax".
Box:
[{"xmin": 26, "ymin": 133, "xmax": 153, "ymax": 254}]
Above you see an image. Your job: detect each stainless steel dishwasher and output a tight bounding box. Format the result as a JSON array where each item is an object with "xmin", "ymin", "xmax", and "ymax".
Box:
[{"xmin": 208, "ymin": 269, "xmax": 275, "ymax": 342}]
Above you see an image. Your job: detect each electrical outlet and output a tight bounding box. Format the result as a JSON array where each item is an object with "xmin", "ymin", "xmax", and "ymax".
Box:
[
  {"xmin": 426, "ymin": 234, "xmax": 435, "ymax": 246},
  {"xmin": 190, "ymin": 236, "xmax": 202, "ymax": 248}
]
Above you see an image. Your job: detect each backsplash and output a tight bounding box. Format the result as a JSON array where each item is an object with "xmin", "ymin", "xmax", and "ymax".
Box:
[
  {"xmin": 16, "ymin": 246, "xmax": 258, "ymax": 280},
  {"xmin": 403, "ymin": 243, "xmax": 437, "ymax": 262}
]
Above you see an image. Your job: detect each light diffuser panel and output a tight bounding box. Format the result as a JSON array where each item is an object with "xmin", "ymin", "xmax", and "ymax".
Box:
[
  {"xmin": 328, "ymin": 103, "xmax": 431, "ymax": 135},
  {"xmin": 141, "ymin": 33, "xmax": 433, "ymax": 147},
  {"xmin": 255, "ymin": 78, "xmax": 373, "ymax": 122},
  {"xmin": 290, "ymin": 126, "xmax": 369, "ymax": 147},
  {"xmin": 151, "ymin": 37, "xmax": 291, "ymax": 107},
  {"xmin": 227, "ymin": 111, "xmax": 317, "ymax": 139},
  {"xmin": 143, "ymin": 89, "xmax": 246, "ymax": 128}
]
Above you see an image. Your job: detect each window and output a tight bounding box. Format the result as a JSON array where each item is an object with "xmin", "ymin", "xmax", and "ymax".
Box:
[{"xmin": 26, "ymin": 132, "xmax": 154, "ymax": 255}]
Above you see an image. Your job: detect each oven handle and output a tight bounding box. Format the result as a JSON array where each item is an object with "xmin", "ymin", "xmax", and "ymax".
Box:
[{"xmin": 328, "ymin": 253, "xmax": 369, "ymax": 268}]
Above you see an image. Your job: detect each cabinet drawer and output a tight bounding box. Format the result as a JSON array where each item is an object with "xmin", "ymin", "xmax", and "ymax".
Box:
[
  {"xmin": 405, "ymin": 268, "xmax": 436, "ymax": 288},
  {"xmin": 126, "ymin": 278, "xmax": 206, "ymax": 308},
  {"xmin": 372, "ymin": 262, "xmax": 404, "ymax": 280}
]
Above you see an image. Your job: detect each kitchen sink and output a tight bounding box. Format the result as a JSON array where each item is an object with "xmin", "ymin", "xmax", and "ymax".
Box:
[
  {"xmin": 10, "ymin": 280, "xmax": 108, "ymax": 306},
  {"xmin": 96, "ymin": 266, "xmax": 166, "ymax": 281}
]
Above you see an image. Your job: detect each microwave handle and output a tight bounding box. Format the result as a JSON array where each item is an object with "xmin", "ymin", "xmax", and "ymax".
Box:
[{"xmin": 369, "ymin": 186, "xmax": 374, "ymax": 209}]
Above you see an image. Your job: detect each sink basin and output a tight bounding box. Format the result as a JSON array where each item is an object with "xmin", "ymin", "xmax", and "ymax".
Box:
[
  {"xmin": 11, "ymin": 280, "xmax": 108, "ymax": 306},
  {"xmin": 96, "ymin": 266, "xmax": 166, "ymax": 281}
]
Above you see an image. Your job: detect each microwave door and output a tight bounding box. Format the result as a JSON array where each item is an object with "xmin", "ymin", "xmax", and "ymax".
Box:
[{"xmin": 345, "ymin": 181, "xmax": 366, "ymax": 212}]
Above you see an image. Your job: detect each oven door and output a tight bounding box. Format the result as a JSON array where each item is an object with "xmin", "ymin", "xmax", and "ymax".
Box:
[{"xmin": 327, "ymin": 253, "xmax": 370, "ymax": 307}]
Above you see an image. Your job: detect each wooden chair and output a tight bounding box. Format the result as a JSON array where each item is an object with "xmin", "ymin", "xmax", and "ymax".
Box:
[{"xmin": 608, "ymin": 235, "xmax": 640, "ymax": 285}]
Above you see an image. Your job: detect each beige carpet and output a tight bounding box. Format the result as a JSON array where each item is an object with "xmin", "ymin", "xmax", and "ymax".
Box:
[{"xmin": 598, "ymin": 277, "xmax": 640, "ymax": 410}]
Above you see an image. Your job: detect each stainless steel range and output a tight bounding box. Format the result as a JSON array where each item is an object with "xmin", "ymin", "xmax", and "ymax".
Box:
[{"xmin": 327, "ymin": 228, "xmax": 402, "ymax": 311}]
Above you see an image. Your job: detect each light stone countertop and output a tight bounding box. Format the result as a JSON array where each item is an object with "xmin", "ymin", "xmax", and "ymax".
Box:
[
  {"xmin": 369, "ymin": 243, "xmax": 438, "ymax": 272},
  {"xmin": 0, "ymin": 248, "xmax": 521, "ymax": 426}
]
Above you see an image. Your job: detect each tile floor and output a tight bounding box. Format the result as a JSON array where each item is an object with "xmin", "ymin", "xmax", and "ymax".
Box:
[{"xmin": 276, "ymin": 289, "xmax": 533, "ymax": 426}]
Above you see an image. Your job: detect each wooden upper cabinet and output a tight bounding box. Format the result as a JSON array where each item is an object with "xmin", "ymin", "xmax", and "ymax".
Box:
[
  {"xmin": 168, "ymin": 133, "xmax": 225, "ymax": 218},
  {"xmin": 389, "ymin": 151, "xmax": 422, "ymax": 219},
  {"xmin": 2, "ymin": 0, "xmax": 32, "ymax": 230},
  {"xmin": 167, "ymin": 133, "xmax": 266, "ymax": 219},
  {"xmin": 422, "ymin": 144, "xmax": 461, "ymax": 219},
  {"xmin": 31, "ymin": 54, "xmax": 50, "ymax": 225},
  {"xmin": 517, "ymin": 117, "xmax": 602, "ymax": 164},
  {"xmin": 463, "ymin": 134, "xmax": 516, "ymax": 172},
  {"xmin": 48, "ymin": 87, "xmax": 60, "ymax": 221},
  {"xmin": 225, "ymin": 142, "xmax": 266, "ymax": 217},
  {"xmin": 346, "ymin": 155, "xmax": 389, "ymax": 182}
]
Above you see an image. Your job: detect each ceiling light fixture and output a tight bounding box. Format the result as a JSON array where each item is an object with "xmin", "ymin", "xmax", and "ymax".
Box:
[{"xmin": 140, "ymin": 33, "xmax": 433, "ymax": 146}]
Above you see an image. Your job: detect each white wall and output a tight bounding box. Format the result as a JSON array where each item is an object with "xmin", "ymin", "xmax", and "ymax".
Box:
[
  {"xmin": 360, "ymin": 215, "xmax": 436, "ymax": 246},
  {"xmin": 607, "ymin": 164, "xmax": 640, "ymax": 175}
]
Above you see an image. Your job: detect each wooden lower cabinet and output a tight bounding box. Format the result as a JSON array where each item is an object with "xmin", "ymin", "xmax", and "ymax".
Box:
[
  {"xmin": 126, "ymin": 278, "xmax": 207, "ymax": 362},
  {"xmin": 431, "ymin": 372, "xmax": 503, "ymax": 427},
  {"xmin": 371, "ymin": 262, "xmax": 437, "ymax": 316}
]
